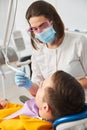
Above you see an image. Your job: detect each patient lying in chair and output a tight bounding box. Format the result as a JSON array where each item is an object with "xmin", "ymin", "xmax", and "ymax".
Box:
[{"xmin": 0, "ymin": 71, "xmax": 85, "ymax": 130}]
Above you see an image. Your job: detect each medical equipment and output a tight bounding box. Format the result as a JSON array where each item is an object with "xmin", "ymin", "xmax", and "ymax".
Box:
[
  {"xmin": 13, "ymin": 30, "xmax": 25, "ymax": 51},
  {"xmin": 0, "ymin": 47, "xmax": 18, "ymax": 65},
  {"xmin": 0, "ymin": 0, "xmax": 27, "ymax": 98},
  {"xmin": 1, "ymin": 49, "xmax": 28, "ymax": 77},
  {"xmin": 1, "ymin": 0, "xmax": 34, "ymax": 78},
  {"xmin": 0, "ymin": 0, "xmax": 40, "ymax": 98},
  {"xmin": 53, "ymin": 104, "xmax": 87, "ymax": 130},
  {"xmin": 12, "ymin": 30, "xmax": 32, "ymax": 78},
  {"xmin": 1, "ymin": 0, "xmax": 29, "ymax": 77}
]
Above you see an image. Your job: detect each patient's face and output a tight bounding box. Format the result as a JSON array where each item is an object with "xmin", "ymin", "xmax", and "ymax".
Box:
[{"xmin": 35, "ymin": 76, "xmax": 53, "ymax": 118}]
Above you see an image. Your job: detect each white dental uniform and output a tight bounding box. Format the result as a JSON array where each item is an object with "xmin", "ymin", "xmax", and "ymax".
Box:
[{"xmin": 31, "ymin": 31, "xmax": 87, "ymax": 85}]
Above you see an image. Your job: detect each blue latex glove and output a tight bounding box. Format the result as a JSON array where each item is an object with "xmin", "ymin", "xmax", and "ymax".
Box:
[{"xmin": 15, "ymin": 66, "xmax": 32, "ymax": 89}]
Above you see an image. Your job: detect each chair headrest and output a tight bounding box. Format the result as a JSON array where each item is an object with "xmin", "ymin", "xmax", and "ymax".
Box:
[{"xmin": 53, "ymin": 104, "xmax": 87, "ymax": 129}]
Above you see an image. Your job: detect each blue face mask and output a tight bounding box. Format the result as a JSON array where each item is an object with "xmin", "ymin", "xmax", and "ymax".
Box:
[{"xmin": 35, "ymin": 26, "xmax": 56, "ymax": 43}]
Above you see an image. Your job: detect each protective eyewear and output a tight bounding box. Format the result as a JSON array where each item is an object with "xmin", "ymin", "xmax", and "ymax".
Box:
[{"xmin": 28, "ymin": 21, "xmax": 52, "ymax": 33}]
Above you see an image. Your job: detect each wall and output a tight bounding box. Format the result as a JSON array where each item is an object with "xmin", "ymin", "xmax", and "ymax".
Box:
[
  {"xmin": 0, "ymin": 0, "xmax": 9, "ymax": 40},
  {"xmin": 56, "ymin": 0, "xmax": 87, "ymax": 32},
  {"xmin": 15, "ymin": 0, "xmax": 87, "ymax": 32}
]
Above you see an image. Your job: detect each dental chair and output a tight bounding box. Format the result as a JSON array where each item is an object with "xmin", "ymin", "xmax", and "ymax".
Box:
[{"xmin": 53, "ymin": 104, "xmax": 87, "ymax": 130}]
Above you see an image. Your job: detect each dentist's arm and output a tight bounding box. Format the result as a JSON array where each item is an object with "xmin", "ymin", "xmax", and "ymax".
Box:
[{"xmin": 15, "ymin": 66, "xmax": 39, "ymax": 96}]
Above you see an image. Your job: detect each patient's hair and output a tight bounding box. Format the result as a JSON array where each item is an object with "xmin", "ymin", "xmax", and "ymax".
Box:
[{"xmin": 43, "ymin": 71, "xmax": 85, "ymax": 119}]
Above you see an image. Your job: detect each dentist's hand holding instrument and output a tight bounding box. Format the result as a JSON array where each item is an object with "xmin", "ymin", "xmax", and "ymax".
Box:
[
  {"xmin": 2, "ymin": 49, "xmax": 32, "ymax": 89},
  {"xmin": 15, "ymin": 66, "xmax": 32, "ymax": 89},
  {"xmin": 15, "ymin": 66, "xmax": 39, "ymax": 96}
]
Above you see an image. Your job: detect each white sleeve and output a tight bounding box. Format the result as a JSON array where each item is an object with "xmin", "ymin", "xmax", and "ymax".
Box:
[
  {"xmin": 31, "ymin": 54, "xmax": 44, "ymax": 85},
  {"xmin": 78, "ymin": 35, "xmax": 87, "ymax": 76}
]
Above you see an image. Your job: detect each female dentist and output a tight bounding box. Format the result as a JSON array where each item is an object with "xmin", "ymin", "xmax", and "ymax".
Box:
[{"xmin": 15, "ymin": 1, "xmax": 87, "ymax": 97}]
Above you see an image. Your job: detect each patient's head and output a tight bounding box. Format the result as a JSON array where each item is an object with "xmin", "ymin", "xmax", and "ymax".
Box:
[{"xmin": 36, "ymin": 71, "xmax": 85, "ymax": 120}]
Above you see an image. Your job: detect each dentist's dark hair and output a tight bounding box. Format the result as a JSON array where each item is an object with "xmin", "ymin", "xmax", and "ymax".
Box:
[{"xmin": 26, "ymin": 1, "xmax": 64, "ymax": 50}]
